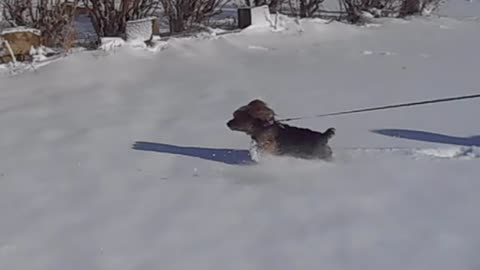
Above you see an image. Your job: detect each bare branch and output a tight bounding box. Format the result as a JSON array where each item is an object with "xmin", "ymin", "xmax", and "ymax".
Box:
[
  {"xmin": 1, "ymin": 0, "xmax": 79, "ymax": 48},
  {"xmin": 82, "ymin": 0, "xmax": 160, "ymax": 37},
  {"xmin": 160, "ymin": 0, "xmax": 230, "ymax": 33}
]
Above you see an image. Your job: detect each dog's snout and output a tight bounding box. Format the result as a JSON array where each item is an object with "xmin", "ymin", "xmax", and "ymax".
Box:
[{"xmin": 227, "ymin": 119, "xmax": 234, "ymax": 128}]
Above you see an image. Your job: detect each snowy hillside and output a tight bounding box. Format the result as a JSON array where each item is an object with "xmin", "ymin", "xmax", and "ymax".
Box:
[{"xmin": 1, "ymin": 1, "xmax": 480, "ymax": 270}]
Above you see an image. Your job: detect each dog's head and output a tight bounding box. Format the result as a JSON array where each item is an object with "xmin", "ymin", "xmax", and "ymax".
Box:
[{"xmin": 227, "ymin": 99, "xmax": 275, "ymax": 134}]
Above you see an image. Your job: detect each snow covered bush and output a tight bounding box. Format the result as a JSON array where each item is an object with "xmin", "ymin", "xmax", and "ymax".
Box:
[
  {"xmin": 160, "ymin": 0, "xmax": 229, "ymax": 33},
  {"xmin": 0, "ymin": 0, "xmax": 78, "ymax": 49},
  {"xmin": 81, "ymin": 0, "xmax": 161, "ymax": 37}
]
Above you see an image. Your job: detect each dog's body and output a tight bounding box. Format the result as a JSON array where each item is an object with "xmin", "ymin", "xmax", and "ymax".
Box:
[
  {"xmin": 227, "ymin": 100, "xmax": 335, "ymax": 160},
  {"xmin": 250, "ymin": 122, "xmax": 336, "ymax": 160}
]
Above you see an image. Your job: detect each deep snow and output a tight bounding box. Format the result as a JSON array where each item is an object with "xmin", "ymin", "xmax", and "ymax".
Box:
[{"xmin": 1, "ymin": 2, "xmax": 480, "ymax": 270}]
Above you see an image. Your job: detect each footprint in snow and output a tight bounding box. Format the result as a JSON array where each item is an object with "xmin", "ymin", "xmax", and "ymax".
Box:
[
  {"xmin": 248, "ymin": 45, "xmax": 273, "ymax": 51},
  {"xmin": 379, "ymin": 51, "xmax": 395, "ymax": 56},
  {"xmin": 362, "ymin": 50, "xmax": 396, "ymax": 56}
]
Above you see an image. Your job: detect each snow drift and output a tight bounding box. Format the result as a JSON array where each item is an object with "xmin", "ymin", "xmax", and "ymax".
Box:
[{"xmin": 1, "ymin": 1, "xmax": 480, "ymax": 270}]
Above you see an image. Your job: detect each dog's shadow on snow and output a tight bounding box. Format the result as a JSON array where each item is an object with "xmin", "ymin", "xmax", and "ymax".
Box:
[
  {"xmin": 132, "ymin": 141, "xmax": 256, "ymax": 165},
  {"xmin": 372, "ymin": 129, "xmax": 480, "ymax": 147}
]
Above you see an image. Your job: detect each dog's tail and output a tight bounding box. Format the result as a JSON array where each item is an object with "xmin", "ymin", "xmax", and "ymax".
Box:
[{"xmin": 324, "ymin": 128, "xmax": 336, "ymax": 140}]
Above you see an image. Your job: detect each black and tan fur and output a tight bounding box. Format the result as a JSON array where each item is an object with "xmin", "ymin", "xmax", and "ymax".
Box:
[{"xmin": 227, "ymin": 99, "xmax": 335, "ymax": 160}]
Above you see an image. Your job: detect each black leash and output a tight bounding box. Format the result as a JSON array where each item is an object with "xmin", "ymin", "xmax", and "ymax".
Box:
[{"xmin": 278, "ymin": 93, "xmax": 480, "ymax": 122}]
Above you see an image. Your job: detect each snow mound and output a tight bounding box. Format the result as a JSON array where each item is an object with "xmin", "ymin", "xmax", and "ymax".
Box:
[
  {"xmin": 99, "ymin": 37, "xmax": 126, "ymax": 51},
  {"xmin": 415, "ymin": 146, "xmax": 480, "ymax": 159},
  {"xmin": 99, "ymin": 36, "xmax": 168, "ymax": 53},
  {"xmin": 338, "ymin": 146, "xmax": 480, "ymax": 161}
]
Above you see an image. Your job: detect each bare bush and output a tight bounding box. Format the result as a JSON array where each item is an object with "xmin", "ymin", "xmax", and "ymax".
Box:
[
  {"xmin": 237, "ymin": 0, "xmax": 325, "ymax": 18},
  {"xmin": 338, "ymin": 0, "xmax": 441, "ymax": 23},
  {"xmin": 337, "ymin": 0, "xmax": 363, "ymax": 23},
  {"xmin": 288, "ymin": 0, "xmax": 324, "ymax": 17},
  {"xmin": 1, "ymin": 0, "xmax": 30, "ymax": 27},
  {"xmin": 160, "ymin": 0, "xmax": 229, "ymax": 33},
  {"xmin": 1, "ymin": 0, "xmax": 78, "ymax": 48},
  {"xmin": 238, "ymin": 0, "xmax": 283, "ymax": 12},
  {"xmin": 81, "ymin": 0, "xmax": 161, "ymax": 37},
  {"xmin": 399, "ymin": 0, "xmax": 439, "ymax": 16}
]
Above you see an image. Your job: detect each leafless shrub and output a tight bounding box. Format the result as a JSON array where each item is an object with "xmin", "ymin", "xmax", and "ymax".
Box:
[
  {"xmin": 238, "ymin": 0, "xmax": 283, "ymax": 12},
  {"xmin": 242, "ymin": 0, "xmax": 264, "ymax": 6},
  {"xmin": 1, "ymin": 0, "xmax": 30, "ymax": 27},
  {"xmin": 338, "ymin": 0, "xmax": 440, "ymax": 23},
  {"xmin": 338, "ymin": 0, "xmax": 362, "ymax": 23},
  {"xmin": 237, "ymin": 0, "xmax": 327, "ymax": 18},
  {"xmin": 399, "ymin": 0, "xmax": 440, "ymax": 16},
  {"xmin": 1, "ymin": 0, "xmax": 78, "ymax": 48},
  {"xmin": 81, "ymin": 0, "xmax": 161, "ymax": 37},
  {"xmin": 287, "ymin": 0, "xmax": 324, "ymax": 17},
  {"xmin": 160, "ymin": 0, "xmax": 229, "ymax": 34}
]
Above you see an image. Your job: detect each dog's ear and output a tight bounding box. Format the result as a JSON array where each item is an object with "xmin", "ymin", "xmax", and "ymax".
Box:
[{"xmin": 247, "ymin": 99, "xmax": 275, "ymax": 122}]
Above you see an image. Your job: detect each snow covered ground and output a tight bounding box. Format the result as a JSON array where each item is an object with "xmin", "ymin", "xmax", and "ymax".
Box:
[{"xmin": 1, "ymin": 1, "xmax": 480, "ymax": 270}]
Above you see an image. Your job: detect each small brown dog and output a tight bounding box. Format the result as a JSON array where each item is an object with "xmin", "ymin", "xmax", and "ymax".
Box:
[{"xmin": 227, "ymin": 99, "xmax": 335, "ymax": 160}]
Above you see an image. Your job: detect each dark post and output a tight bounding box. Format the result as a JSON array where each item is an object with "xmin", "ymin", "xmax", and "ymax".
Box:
[
  {"xmin": 238, "ymin": 7, "xmax": 252, "ymax": 29},
  {"xmin": 152, "ymin": 18, "xmax": 160, "ymax": 35}
]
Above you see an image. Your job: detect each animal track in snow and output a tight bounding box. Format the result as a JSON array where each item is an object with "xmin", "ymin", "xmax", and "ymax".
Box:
[
  {"xmin": 248, "ymin": 45, "xmax": 273, "ymax": 51},
  {"xmin": 362, "ymin": 50, "xmax": 396, "ymax": 56}
]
